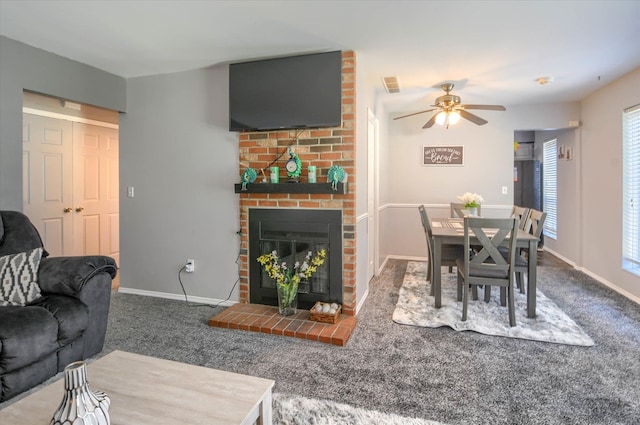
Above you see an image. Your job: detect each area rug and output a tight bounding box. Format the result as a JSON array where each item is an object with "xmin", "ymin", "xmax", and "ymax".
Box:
[
  {"xmin": 273, "ymin": 393, "xmax": 445, "ymax": 425},
  {"xmin": 392, "ymin": 261, "xmax": 594, "ymax": 346}
]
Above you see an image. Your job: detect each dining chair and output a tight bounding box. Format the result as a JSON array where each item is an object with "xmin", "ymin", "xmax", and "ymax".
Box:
[
  {"xmin": 510, "ymin": 209, "xmax": 547, "ymax": 293},
  {"xmin": 418, "ymin": 205, "xmax": 465, "ymax": 296},
  {"xmin": 450, "ymin": 202, "xmax": 482, "ymax": 218},
  {"xmin": 511, "ymin": 205, "xmax": 531, "ymax": 230},
  {"xmin": 456, "ymin": 217, "xmax": 519, "ymax": 327}
]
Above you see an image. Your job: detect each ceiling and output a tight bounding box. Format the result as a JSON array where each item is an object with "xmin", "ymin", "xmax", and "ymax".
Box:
[{"xmin": 1, "ymin": 0, "xmax": 639, "ymax": 114}]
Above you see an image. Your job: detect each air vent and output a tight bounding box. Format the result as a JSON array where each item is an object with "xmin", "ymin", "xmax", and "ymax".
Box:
[{"xmin": 382, "ymin": 76, "xmax": 400, "ymax": 93}]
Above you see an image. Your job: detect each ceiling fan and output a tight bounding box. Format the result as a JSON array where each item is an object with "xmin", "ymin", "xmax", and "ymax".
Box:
[{"xmin": 394, "ymin": 83, "xmax": 506, "ymax": 129}]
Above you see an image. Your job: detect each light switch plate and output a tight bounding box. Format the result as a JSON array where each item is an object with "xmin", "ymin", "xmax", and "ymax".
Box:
[{"xmin": 502, "ymin": 186, "xmax": 508, "ymax": 195}]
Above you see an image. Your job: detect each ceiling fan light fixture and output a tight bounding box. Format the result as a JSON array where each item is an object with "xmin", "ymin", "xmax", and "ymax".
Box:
[
  {"xmin": 435, "ymin": 110, "xmax": 461, "ymax": 127},
  {"xmin": 449, "ymin": 110, "xmax": 461, "ymax": 125}
]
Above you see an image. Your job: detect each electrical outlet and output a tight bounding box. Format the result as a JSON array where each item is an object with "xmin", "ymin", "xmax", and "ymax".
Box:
[{"xmin": 185, "ymin": 259, "xmax": 194, "ymax": 273}]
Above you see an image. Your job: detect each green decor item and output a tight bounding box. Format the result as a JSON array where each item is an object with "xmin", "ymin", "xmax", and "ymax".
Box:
[
  {"xmin": 308, "ymin": 165, "xmax": 317, "ymax": 183},
  {"xmin": 240, "ymin": 168, "xmax": 257, "ymax": 191},
  {"xmin": 257, "ymin": 248, "xmax": 327, "ymax": 316},
  {"xmin": 327, "ymin": 165, "xmax": 346, "ymax": 191},
  {"xmin": 270, "ymin": 166, "xmax": 280, "ymax": 183},
  {"xmin": 286, "ymin": 147, "xmax": 302, "ymax": 181}
]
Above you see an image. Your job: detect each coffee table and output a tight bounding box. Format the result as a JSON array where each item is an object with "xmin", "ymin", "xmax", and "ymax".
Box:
[{"xmin": 0, "ymin": 350, "xmax": 275, "ymax": 425}]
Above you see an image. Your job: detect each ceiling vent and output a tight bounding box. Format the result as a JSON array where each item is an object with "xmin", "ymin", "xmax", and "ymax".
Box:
[{"xmin": 382, "ymin": 76, "xmax": 400, "ymax": 93}]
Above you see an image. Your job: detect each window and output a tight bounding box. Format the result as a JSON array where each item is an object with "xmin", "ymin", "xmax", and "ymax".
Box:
[
  {"xmin": 543, "ymin": 139, "xmax": 558, "ymax": 240},
  {"xmin": 623, "ymin": 104, "xmax": 640, "ymax": 275}
]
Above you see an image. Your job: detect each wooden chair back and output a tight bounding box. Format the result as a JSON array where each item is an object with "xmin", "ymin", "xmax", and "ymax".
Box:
[
  {"xmin": 511, "ymin": 205, "xmax": 531, "ymax": 230},
  {"xmin": 460, "ymin": 217, "xmax": 518, "ymax": 326},
  {"xmin": 525, "ymin": 209, "xmax": 547, "ymax": 239}
]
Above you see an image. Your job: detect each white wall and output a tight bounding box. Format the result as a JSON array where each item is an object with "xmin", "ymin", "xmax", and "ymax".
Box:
[
  {"xmin": 354, "ymin": 54, "xmax": 377, "ymax": 311},
  {"xmin": 380, "ymin": 103, "xmax": 581, "ymax": 259},
  {"xmin": 578, "ymin": 68, "xmax": 640, "ymax": 299}
]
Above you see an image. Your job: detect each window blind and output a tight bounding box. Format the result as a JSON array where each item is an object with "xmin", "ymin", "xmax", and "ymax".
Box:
[
  {"xmin": 623, "ymin": 104, "xmax": 640, "ymax": 275},
  {"xmin": 543, "ymin": 139, "xmax": 558, "ymax": 239}
]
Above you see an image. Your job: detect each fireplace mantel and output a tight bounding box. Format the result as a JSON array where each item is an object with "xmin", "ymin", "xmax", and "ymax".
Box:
[{"xmin": 234, "ymin": 182, "xmax": 348, "ymax": 194}]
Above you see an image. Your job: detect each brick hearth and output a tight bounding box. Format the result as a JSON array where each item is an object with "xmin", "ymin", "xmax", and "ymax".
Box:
[{"xmin": 208, "ymin": 304, "xmax": 356, "ymax": 346}]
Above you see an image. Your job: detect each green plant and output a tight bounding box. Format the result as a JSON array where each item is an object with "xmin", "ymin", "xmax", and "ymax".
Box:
[
  {"xmin": 457, "ymin": 192, "xmax": 484, "ymax": 208},
  {"xmin": 257, "ymin": 249, "xmax": 327, "ymax": 309}
]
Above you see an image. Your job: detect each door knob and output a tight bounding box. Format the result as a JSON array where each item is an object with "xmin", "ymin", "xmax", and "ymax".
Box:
[
  {"xmin": 75, "ymin": 207, "xmax": 85, "ymax": 212},
  {"xmin": 64, "ymin": 207, "xmax": 72, "ymax": 213}
]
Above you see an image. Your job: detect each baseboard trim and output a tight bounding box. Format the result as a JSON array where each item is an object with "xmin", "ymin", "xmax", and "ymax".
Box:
[
  {"xmin": 355, "ymin": 288, "xmax": 369, "ymax": 315},
  {"xmin": 542, "ymin": 247, "xmax": 577, "ymax": 268},
  {"xmin": 117, "ymin": 287, "xmax": 237, "ymax": 307}
]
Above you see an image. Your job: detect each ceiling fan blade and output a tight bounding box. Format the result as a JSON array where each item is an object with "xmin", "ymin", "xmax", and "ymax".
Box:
[
  {"xmin": 460, "ymin": 104, "xmax": 506, "ymax": 111},
  {"xmin": 394, "ymin": 108, "xmax": 437, "ymax": 120},
  {"xmin": 422, "ymin": 113, "xmax": 438, "ymax": 129},
  {"xmin": 459, "ymin": 109, "xmax": 488, "ymax": 126}
]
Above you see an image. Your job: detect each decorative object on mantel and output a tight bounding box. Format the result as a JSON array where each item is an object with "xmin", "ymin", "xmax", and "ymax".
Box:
[
  {"xmin": 310, "ymin": 301, "xmax": 342, "ymax": 324},
  {"xmin": 307, "ymin": 165, "xmax": 317, "ymax": 183},
  {"xmin": 270, "ymin": 166, "xmax": 280, "ymax": 183},
  {"xmin": 457, "ymin": 192, "xmax": 484, "ymax": 217},
  {"xmin": 240, "ymin": 168, "xmax": 257, "ymax": 191},
  {"xmin": 285, "ymin": 146, "xmax": 302, "ymax": 182},
  {"xmin": 257, "ymin": 249, "xmax": 327, "ymax": 316},
  {"xmin": 51, "ymin": 361, "xmax": 111, "ymax": 425},
  {"xmin": 327, "ymin": 165, "xmax": 346, "ymax": 191}
]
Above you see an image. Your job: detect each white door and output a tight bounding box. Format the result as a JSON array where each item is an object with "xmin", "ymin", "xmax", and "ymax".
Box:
[
  {"xmin": 367, "ymin": 109, "xmax": 378, "ymax": 280},
  {"xmin": 23, "ymin": 114, "xmax": 74, "ymax": 256},
  {"xmin": 23, "ymin": 114, "xmax": 119, "ymax": 264},
  {"xmin": 72, "ymin": 123, "xmax": 120, "ymax": 265}
]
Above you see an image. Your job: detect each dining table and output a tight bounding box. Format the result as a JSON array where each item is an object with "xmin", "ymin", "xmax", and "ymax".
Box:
[{"xmin": 430, "ymin": 217, "xmax": 540, "ymax": 318}]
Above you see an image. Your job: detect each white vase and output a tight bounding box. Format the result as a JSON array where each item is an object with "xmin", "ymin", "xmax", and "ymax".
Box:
[
  {"xmin": 51, "ymin": 361, "xmax": 110, "ymax": 425},
  {"xmin": 463, "ymin": 207, "xmax": 478, "ymax": 217}
]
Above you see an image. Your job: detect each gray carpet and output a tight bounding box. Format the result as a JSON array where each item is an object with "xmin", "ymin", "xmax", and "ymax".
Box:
[
  {"xmin": 9, "ymin": 259, "xmax": 637, "ymax": 424},
  {"xmin": 393, "ymin": 261, "xmax": 594, "ymax": 346}
]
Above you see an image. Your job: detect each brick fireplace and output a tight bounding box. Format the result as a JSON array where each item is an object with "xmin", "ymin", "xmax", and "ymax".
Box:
[{"xmin": 236, "ymin": 50, "xmax": 356, "ymax": 316}]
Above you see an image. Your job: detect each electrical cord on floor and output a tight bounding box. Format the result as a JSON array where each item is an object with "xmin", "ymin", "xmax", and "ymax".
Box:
[{"xmin": 177, "ymin": 250, "xmax": 241, "ymax": 309}]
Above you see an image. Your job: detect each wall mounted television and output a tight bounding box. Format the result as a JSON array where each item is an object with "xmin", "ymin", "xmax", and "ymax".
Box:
[{"xmin": 229, "ymin": 51, "xmax": 342, "ymax": 132}]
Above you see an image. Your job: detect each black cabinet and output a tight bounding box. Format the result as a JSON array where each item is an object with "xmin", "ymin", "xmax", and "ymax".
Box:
[{"xmin": 514, "ymin": 160, "xmax": 542, "ymax": 211}]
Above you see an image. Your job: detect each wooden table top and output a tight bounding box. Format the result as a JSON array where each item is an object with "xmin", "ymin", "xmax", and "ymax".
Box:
[{"xmin": 0, "ymin": 350, "xmax": 275, "ymax": 425}]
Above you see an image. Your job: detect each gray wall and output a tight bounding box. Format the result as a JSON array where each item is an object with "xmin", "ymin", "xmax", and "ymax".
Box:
[
  {"xmin": 119, "ymin": 67, "xmax": 241, "ymax": 300},
  {"xmin": 0, "ymin": 36, "xmax": 126, "ymax": 210}
]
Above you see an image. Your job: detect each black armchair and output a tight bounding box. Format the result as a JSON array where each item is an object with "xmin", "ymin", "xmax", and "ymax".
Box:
[{"xmin": 0, "ymin": 211, "xmax": 117, "ymax": 402}]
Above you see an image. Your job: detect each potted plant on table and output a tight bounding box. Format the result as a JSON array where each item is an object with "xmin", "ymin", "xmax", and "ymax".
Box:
[
  {"xmin": 458, "ymin": 192, "xmax": 484, "ymax": 216},
  {"xmin": 257, "ymin": 248, "xmax": 327, "ymax": 316}
]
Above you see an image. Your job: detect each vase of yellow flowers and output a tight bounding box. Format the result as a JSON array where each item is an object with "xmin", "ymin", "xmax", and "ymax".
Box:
[
  {"xmin": 457, "ymin": 192, "xmax": 484, "ymax": 217},
  {"xmin": 257, "ymin": 248, "xmax": 327, "ymax": 316}
]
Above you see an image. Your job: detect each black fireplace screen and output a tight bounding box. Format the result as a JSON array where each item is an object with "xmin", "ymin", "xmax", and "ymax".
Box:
[{"xmin": 249, "ymin": 209, "xmax": 342, "ymax": 309}]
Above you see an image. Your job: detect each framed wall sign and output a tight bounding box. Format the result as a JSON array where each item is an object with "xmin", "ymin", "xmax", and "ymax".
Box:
[{"xmin": 423, "ymin": 145, "xmax": 464, "ymax": 166}]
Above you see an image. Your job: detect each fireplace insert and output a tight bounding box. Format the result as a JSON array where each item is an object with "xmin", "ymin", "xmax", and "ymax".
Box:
[{"xmin": 249, "ymin": 209, "xmax": 342, "ymax": 309}]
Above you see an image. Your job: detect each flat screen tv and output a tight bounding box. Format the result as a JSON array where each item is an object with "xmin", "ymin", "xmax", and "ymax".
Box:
[{"xmin": 229, "ymin": 51, "xmax": 342, "ymax": 132}]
